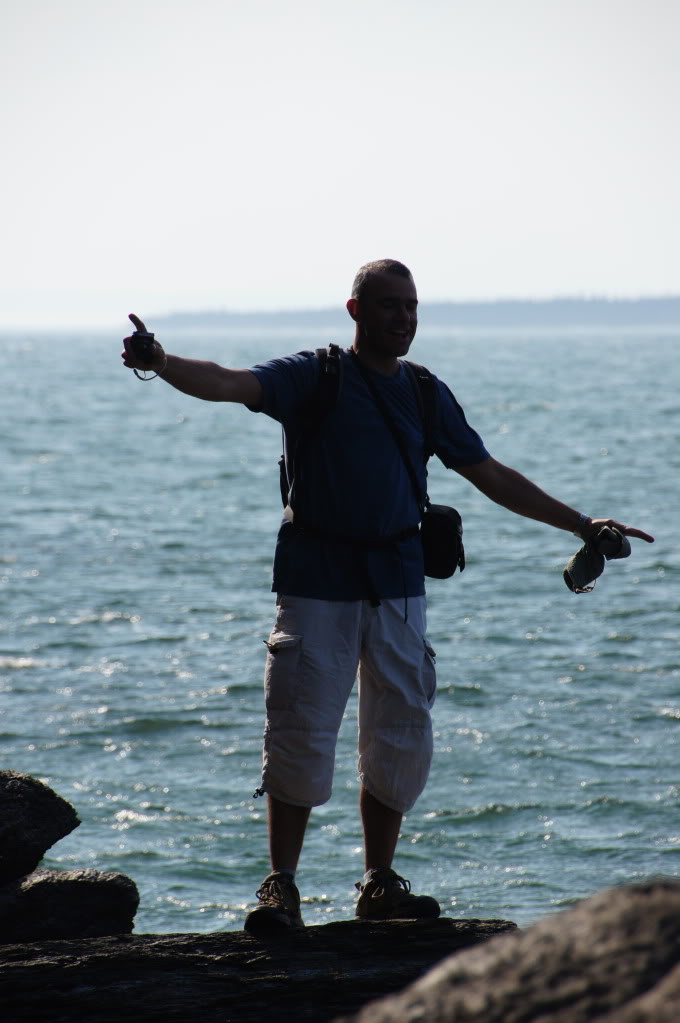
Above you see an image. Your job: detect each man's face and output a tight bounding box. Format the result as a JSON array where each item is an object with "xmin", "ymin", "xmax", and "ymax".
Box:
[{"xmin": 351, "ymin": 271, "xmax": 418, "ymax": 359}]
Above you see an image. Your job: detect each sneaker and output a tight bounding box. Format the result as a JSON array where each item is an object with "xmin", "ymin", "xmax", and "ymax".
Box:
[
  {"xmin": 355, "ymin": 867, "xmax": 440, "ymax": 920},
  {"xmin": 244, "ymin": 871, "xmax": 305, "ymax": 936}
]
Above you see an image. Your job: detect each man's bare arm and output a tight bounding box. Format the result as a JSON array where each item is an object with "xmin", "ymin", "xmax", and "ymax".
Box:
[
  {"xmin": 156, "ymin": 356, "xmax": 262, "ymax": 405},
  {"xmin": 121, "ymin": 313, "xmax": 263, "ymax": 406},
  {"xmin": 456, "ymin": 456, "xmax": 654, "ymax": 543}
]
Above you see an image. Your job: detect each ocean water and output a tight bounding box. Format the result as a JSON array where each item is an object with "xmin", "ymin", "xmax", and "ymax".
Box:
[{"xmin": 1, "ymin": 325, "xmax": 677, "ymax": 934}]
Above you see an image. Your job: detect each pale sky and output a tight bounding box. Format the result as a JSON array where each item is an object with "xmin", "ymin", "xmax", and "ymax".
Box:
[{"xmin": 1, "ymin": 0, "xmax": 678, "ymax": 328}]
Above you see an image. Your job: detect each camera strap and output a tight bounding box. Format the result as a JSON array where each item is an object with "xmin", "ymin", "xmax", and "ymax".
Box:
[{"xmin": 349, "ymin": 351, "xmax": 429, "ymax": 518}]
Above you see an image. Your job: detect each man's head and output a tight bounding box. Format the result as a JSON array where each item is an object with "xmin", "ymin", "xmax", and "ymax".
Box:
[
  {"xmin": 350, "ymin": 259, "xmax": 414, "ymax": 302},
  {"xmin": 346, "ymin": 259, "xmax": 418, "ymax": 366}
]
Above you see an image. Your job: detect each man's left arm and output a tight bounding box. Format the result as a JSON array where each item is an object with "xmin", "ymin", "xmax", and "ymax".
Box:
[{"xmin": 456, "ymin": 456, "xmax": 655, "ymax": 544}]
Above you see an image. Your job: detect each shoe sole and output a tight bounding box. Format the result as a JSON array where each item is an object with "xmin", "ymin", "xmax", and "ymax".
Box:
[
  {"xmin": 356, "ymin": 910, "xmax": 441, "ymax": 920},
  {"xmin": 356, "ymin": 902, "xmax": 441, "ymax": 921},
  {"xmin": 244, "ymin": 907, "xmax": 304, "ymax": 938}
]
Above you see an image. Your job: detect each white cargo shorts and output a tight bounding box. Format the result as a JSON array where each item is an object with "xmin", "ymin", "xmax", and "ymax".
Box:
[{"xmin": 259, "ymin": 594, "xmax": 437, "ymax": 814}]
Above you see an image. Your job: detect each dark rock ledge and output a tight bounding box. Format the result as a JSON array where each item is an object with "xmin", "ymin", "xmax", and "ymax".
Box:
[
  {"xmin": 0, "ymin": 915, "xmax": 513, "ymax": 1023},
  {"xmin": 3, "ymin": 880, "xmax": 680, "ymax": 1023},
  {"xmin": 338, "ymin": 879, "xmax": 680, "ymax": 1023},
  {"xmin": 2, "ymin": 772, "xmax": 677, "ymax": 1022}
]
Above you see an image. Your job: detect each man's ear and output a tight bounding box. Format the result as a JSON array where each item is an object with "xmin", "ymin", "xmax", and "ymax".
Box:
[{"xmin": 346, "ymin": 297, "xmax": 358, "ymax": 321}]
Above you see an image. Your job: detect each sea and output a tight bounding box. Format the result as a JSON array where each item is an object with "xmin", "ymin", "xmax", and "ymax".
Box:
[{"xmin": 1, "ymin": 325, "xmax": 678, "ymax": 934}]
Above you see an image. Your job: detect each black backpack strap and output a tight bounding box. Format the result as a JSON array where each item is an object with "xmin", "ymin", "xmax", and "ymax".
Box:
[
  {"xmin": 403, "ymin": 360, "xmax": 437, "ymax": 460},
  {"xmin": 312, "ymin": 343, "xmax": 343, "ymax": 419},
  {"xmin": 279, "ymin": 344, "xmax": 343, "ymax": 509}
]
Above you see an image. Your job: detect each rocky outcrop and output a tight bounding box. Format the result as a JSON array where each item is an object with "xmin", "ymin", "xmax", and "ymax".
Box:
[
  {"xmin": 610, "ymin": 960, "xmax": 680, "ymax": 1023},
  {"xmin": 0, "ymin": 868, "xmax": 140, "ymax": 943},
  {"xmin": 0, "ymin": 771, "xmax": 139, "ymax": 943},
  {"xmin": 337, "ymin": 879, "xmax": 680, "ymax": 1023},
  {"xmin": 0, "ymin": 771, "xmax": 79, "ymax": 882},
  {"xmin": 3, "ymin": 771, "xmax": 673, "ymax": 1022},
  {"xmin": 0, "ymin": 916, "xmax": 515, "ymax": 1022},
  {"xmin": 3, "ymin": 883, "xmax": 678, "ymax": 1022}
]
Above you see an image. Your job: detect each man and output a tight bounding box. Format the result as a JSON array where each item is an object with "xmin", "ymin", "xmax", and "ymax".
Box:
[{"xmin": 122, "ymin": 259, "xmax": 653, "ymax": 936}]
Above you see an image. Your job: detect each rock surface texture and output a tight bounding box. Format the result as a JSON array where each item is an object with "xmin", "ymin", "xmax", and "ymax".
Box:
[
  {"xmin": 0, "ymin": 771, "xmax": 80, "ymax": 882},
  {"xmin": 0, "ymin": 868, "xmax": 140, "ymax": 943},
  {"xmin": 0, "ymin": 917, "xmax": 515, "ymax": 1022},
  {"xmin": 337, "ymin": 880, "xmax": 680, "ymax": 1023},
  {"xmin": 2, "ymin": 771, "xmax": 674, "ymax": 1022},
  {"xmin": 0, "ymin": 771, "xmax": 139, "ymax": 944}
]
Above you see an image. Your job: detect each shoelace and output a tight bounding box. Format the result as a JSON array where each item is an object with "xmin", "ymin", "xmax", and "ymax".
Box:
[
  {"xmin": 256, "ymin": 879, "xmax": 284, "ymax": 904},
  {"xmin": 256, "ymin": 877, "xmax": 300, "ymax": 912},
  {"xmin": 356, "ymin": 873, "xmax": 412, "ymax": 897}
]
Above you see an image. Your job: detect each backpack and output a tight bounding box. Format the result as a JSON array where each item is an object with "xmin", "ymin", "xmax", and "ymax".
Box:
[{"xmin": 278, "ymin": 344, "xmax": 440, "ymax": 511}]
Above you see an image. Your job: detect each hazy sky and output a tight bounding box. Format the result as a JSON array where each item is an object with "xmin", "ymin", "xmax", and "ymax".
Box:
[{"xmin": 2, "ymin": 0, "xmax": 678, "ymax": 328}]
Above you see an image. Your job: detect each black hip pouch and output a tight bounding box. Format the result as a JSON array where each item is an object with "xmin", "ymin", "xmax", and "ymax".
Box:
[{"xmin": 421, "ymin": 504, "xmax": 465, "ymax": 579}]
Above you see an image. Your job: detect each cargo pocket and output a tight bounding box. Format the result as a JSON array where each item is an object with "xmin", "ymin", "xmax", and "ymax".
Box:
[
  {"xmin": 423, "ymin": 640, "xmax": 437, "ymax": 707},
  {"xmin": 264, "ymin": 631, "xmax": 303, "ymax": 712}
]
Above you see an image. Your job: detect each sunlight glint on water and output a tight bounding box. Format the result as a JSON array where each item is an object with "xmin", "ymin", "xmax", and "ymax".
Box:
[{"xmin": 1, "ymin": 328, "xmax": 677, "ymax": 931}]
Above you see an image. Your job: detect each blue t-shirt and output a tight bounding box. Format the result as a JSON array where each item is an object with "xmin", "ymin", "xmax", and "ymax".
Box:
[{"xmin": 249, "ymin": 348, "xmax": 489, "ymax": 600}]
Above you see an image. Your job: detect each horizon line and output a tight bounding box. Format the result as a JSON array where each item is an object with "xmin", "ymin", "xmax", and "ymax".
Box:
[
  {"xmin": 154, "ymin": 293, "xmax": 680, "ymax": 317},
  {"xmin": 1, "ymin": 294, "xmax": 679, "ymax": 333}
]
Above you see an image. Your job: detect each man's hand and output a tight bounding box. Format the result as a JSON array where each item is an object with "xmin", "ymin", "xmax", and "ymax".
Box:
[
  {"xmin": 583, "ymin": 518, "xmax": 654, "ymax": 544},
  {"xmin": 121, "ymin": 313, "xmax": 166, "ymax": 373},
  {"xmin": 120, "ymin": 314, "xmax": 263, "ymax": 403},
  {"xmin": 457, "ymin": 458, "xmax": 655, "ymax": 544}
]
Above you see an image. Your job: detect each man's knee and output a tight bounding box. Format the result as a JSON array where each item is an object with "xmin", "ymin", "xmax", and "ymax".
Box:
[
  {"xmin": 358, "ymin": 720, "xmax": 434, "ymax": 813},
  {"xmin": 262, "ymin": 724, "xmax": 338, "ymax": 807}
]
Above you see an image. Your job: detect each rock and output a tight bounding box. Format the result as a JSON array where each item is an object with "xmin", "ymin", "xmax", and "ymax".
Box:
[
  {"xmin": 0, "ymin": 772, "xmax": 139, "ymax": 944},
  {"xmin": 0, "ymin": 916, "xmax": 516, "ymax": 1022},
  {"xmin": 336, "ymin": 879, "xmax": 680, "ymax": 1023},
  {"xmin": 0, "ymin": 771, "xmax": 80, "ymax": 882},
  {"xmin": 0, "ymin": 868, "xmax": 140, "ymax": 943},
  {"xmin": 608, "ymin": 960, "xmax": 680, "ymax": 1022}
]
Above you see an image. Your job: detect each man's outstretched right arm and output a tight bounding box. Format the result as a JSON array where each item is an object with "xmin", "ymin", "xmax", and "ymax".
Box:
[{"xmin": 121, "ymin": 313, "xmax": 263, "ymax": 407}]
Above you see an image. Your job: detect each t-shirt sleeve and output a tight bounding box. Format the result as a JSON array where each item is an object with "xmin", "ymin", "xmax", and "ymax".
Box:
[
  {"xmin": 246, "ymin": 351, "xmax": 320, "ymax": 423},
  {"xmin": 434, "ymin": 378, "xmax": 490, "ymax": 468}
]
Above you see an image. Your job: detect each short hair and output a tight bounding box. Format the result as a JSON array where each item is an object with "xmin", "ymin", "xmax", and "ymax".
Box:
[{"xmin": 351, "ymin": 259, "xmax": 413, "ymax": 301}]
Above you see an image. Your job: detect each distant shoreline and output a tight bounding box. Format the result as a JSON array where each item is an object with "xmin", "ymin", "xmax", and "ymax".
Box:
[{"xmin": 154, "ymin": 296, "xmax": 680, "ymax": 329}]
